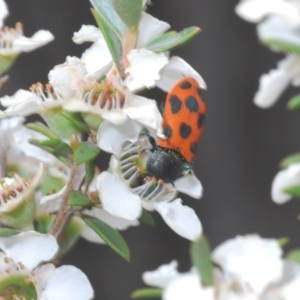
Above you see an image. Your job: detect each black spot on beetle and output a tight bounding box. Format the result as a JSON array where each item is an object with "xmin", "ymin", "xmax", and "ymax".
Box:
[
  {"xmin": 164, "ymin": 125, "xmax": 172, "ymax": 138},
  {"xmin": 179, "ymin": 123, "xmax": 191, "ymax": 139},
  {"xmin": 180, "ymin": 81, "xmax": 192, "ymax": 89},
  {"xmin": 197, "ymin": 113, "xmax": 206, "ymax": 129},
  {"xmin": 185, "ymin": 96, "xmax": 199, "ymax": 112},
  {"xmin": 190, "ymin": 142, "xmax": 197, "ymax": 154},
  {"xmin": 169, "ymin": 95, "xmax": 182, "ymax": 114}
]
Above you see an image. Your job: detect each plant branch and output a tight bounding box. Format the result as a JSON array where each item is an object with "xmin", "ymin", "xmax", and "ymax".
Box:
[{"xmin": 50, "ymin": 163, "xmax": 85, "ymax": 238}]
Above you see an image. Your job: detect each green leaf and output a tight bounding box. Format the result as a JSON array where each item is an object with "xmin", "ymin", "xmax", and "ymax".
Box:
[
  {"xmin": 283, "ymin": 185, "xmax": 300, "ymax": 199},
  {"xmin": 57, "ymin": 218, "xmax": 83, "ymax": 258},
  {"xmin": 138, "ymin": 210, "xmax": 155, "ymax": 226},
  {"xmin": 26, "ymin": 122, "xmax": 60, "ymax": 139},
  {"xmin": 91, "ymin": 8, "xmax": 123, "ymax": 71},
  {"xmin": 112, "ymin": 0, "xmax": 143, "ymax": 29},
  {"xmin": 287, "ymin": 249, "xmax": 300, "ymax": 265},
  {"xmin": 74, "ymin": 142, "xmax": 100, "ymax": 165},
  {"xmin": 263, "ymin": 39, "xmax": 300, "ymax": 55},
  {"xmin": 82, "ymin": 215, "xmax": 130, "ymax": 261},
  {"xmin": 131, "ymin": 288, "xmax": 163, "ymax": 299},
  {"xmin": 0, "ymin": 228, "xmax": 19, "ymax": 237},
  {"xmin": 85, "ymin": 161, "xmax": 95, "ymax": 189},
  {"xmin": 34, "ymin": 214, "xmax": 55, "ymax": 234},
  {"xmin": 280, "ymin": 152, "xmax": 300, "ymax": 168},
  {"xmin": 190, "ymin": 235, "xmax": 213, "ymax": 286},
  {"xmin": 29, "ymin": 139, "xmax": 72, "ymax": 167},
  {"xmin": 287, "ymin": 94, "xmax": 300, "ymax": 110},
  {"xmin": 60, "ymin": 111, "xmax": 90, "ymax": 132},
  {"xmin": 146, "ymin": 26, "xmax": 201, "ymax": 52},
  {"xmin": 90, "ymin": 0, "xmax": 126, "ymax": 38},
  {"xmin": 0, "ymin": 54, "xmax": 18, "ymax": 76},
  {"xmin": 40, "ymin": 139, "xmax": 73, "ymax": 157},
  {"xmin": 68, "ymin": 190, "xmax": 91, "ymax": 208},
  {"xmin": 41, "ymin": 108, "xmax": 82, "ymax": 141}
]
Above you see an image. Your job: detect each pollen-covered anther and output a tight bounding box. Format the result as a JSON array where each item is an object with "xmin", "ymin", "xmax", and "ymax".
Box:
[
  {"xmin": 0, "ymin": 23, "xmax": 23, "ymax": 50},
  {"xmin": 30, "ymin": 82, "xmax": 60, "ymax": 103}
]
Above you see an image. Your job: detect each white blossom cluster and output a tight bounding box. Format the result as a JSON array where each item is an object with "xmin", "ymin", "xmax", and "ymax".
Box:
[{"xmin": 143, "ymin": 235, "xmax": 300, "ymax": 300}]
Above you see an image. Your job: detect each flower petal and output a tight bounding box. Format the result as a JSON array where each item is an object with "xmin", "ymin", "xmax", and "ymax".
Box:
[
  {"xmin": 125, "ymin": 49, "xmax": 169, "ymax": 91},
  {"xmin": 97, "ymin": 120, "xmax": 142, "ymax": 157},
  {"xmin": 72, "ymin": 25, "xmax": 103, "ymax": 43},
  {"xmin": 13, "ymin": 30, "xmax": 54, "ymax": 52},
  {"xmin": 156, "ymin": 56, "xmax": 207, "ymax": 92},
  {"xmin": 142, "ymin": 261, "xmax": 180, "ymax": 288},
  {"xmin": 154, "ymin": 199, "xmax": 202, "ymax": 241},
  {"xmin": 254, "ymin": 55, "xmax": 298, "ymax": 108},
  {"xmin": 235, "ymin": 0, "xmax": 298, "ymax": 23},
  {"xmin": 40, "ymin": 265, "xmax": 94, "ymax": 300},
  {"xmin": 0, "ymin": 0, "xmax": 9, "ymax": 27},
  {"xmin": 123, "ymin": 94, "xmax": 163, "ymax": 131},
  {"xmin": 0, "ymin": 231, "xmax": 58, "ymax": 270},
  {"xmin": 271, "ymin": 163, "xmax": 300, "ymax": 204},
  {"xmin": 163, "ymin": 272, "xmax": 214, "ymax": 300},
  {"xmin": 97, "ymin": 171, "xmax": 142, "ymax": 220},
  {"xmin": 174, "ymin": 174, "xmax": 203, "ymax": 199},
  {"xmin": 212, "ymin": 234, "xmax": 283, "ymax": 294},
  {"xmin": 136, "ymin": 12, "xmax": 171, "ymax": 48}
]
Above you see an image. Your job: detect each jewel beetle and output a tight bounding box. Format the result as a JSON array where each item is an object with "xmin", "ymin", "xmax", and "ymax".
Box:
[{"xmin": 145, "ymin": 77, "xmax": 206, "ymax": 183}]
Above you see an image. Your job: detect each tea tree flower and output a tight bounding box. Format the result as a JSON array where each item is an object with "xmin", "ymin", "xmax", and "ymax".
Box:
[
  {"xmin": 0, "ymin": 231, "xmax": 94, "ymax": 300},
  {"xmin": 271, "ymin": 163, "xmax": 300, "ymax": 204},
  {"xmin": 0, "ymin": 0, "xmax": 54, "ymax": 76},
  {"xmin": 140, "ymin": 235, "xmax": 300, "ymax": 299},
  {"xmin": 236, "ymin": 0, "xmax": 300, "ymax": 108}
]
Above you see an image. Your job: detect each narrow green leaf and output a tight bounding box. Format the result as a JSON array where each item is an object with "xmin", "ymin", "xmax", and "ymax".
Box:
[
  {"xmin": 74, "ymin": 142, "xmax": 100, "ymax": 165},
  {"xmin": 90, "ymin": 0, "xmax": 126, "ymax": 38},
  {"xmin": 29, "ymin": 139, "xmax": 72, "ymax": 167},
  {"xmin": 91, "ymin": 8, "xmax": 123, "ymax": 70},
  {"xmin": 0, "ymin": 54, "xmax": 18, "ymax": 76},
  {"xmin": 34, "ymin": 214, "xmax": 55, "ymax": 234},
  {"xmin": 283, "ymin": 185, "xmax": 300, "ymax": 199},
  {"xmin": 42, "ymin": 108, "xmax": 82, "ymax": 140},
  {"xmin": 138, "ymin": 210, "xmax": 155, "ymax": 226},
  {"xmin": 146, "ymin": 26, "xmax": 201, "ymax": 52},
  {"xmin": 85, "ymin": 161, "xmax": 95, "ymax": 188},
  {"xmin": 82, "ymin": 215, "xmax": 130, "ymax": 261},
  {"xmin": 287, "ymin": 94, "xmax": 300, "ymax": 110},
  {"xmin": 287, "ymin": 249, "xmax": 300, "ymax": 265},
  {"xmin": 0, "ymin": 228, "xmax": 19, "ymax": 237},
  {"xmin": 264, "ymin": 39, "xmax": 300, "ymax": 55},
  {"xmin": 131, "ymin": 288, "xmax": 163, "ymax": 299},
  {"xmin": 112, "ymin": 0, "xmax": 143, "ymax": 29},
  {"xmin": 68, "ymin": 190, "xmax": 91, "ymax": 208},
  {"xmin": 26, "ymin": 122, "xmax": 60, "ymax": 139},
  {"xmin": 40, "ymin": 139, "xmax": 73, "ymax": 157},
  {"xmin": 280, "ymin": 152, "xmax": 300, "ymax": 168},
  {"xmin": 190, "ymin": 235, "xmax": 213, "ymax": 286},
  {"xmin": 60, "ymin": 111, "xmax": 90, "ymax": 132}
]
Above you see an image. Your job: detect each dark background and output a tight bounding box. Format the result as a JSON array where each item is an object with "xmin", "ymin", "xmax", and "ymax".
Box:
[{"xmin": 3, "ymin": 0, "xmax": 300, "ymax": 299}]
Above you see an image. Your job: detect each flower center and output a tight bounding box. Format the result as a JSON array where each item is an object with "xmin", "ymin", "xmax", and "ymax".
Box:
[
  {"xmin": 83, "ymin": 83, "xmax": 126, "ymax": 111},
  {"xmin": 0, "ymin": 23, "xmax": 23, "ymax": 50}
]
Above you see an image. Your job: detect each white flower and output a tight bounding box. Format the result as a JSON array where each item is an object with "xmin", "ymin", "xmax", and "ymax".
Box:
[
  {"xmin": 0, "ymin": 231, "xmax": 94, "ymax": 300},
  {"xmin": 0, "ymin": 5, "xmax": 54, "ymax": 57},
  {"xmin": 142, "ymin": 261, "xmax": 214, "ymax": 300},
  {"xmin": 73, "ymin": 12, "xmax": 206, "ymax": 93},
  {"xmin": 96, "ymin": 135, "xmax": 203, "ymax": 241},
  {"xmin": 141, "ymin": 235, "xmax": 300, "ymax": 299},
  {"xmin": 236, "ymin": 0, "xmax": 300, "ymax": 107},
  {"xmin": 271, "ymin": 163, "xmax": 300, "ymax": 204},
  {"xmin": 0, "ymin": 85, "xmax": 62, "ymax": 117},
  {"xmin": 212, "ymin": 234, "xmax": 283, "ymax": 294}
]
